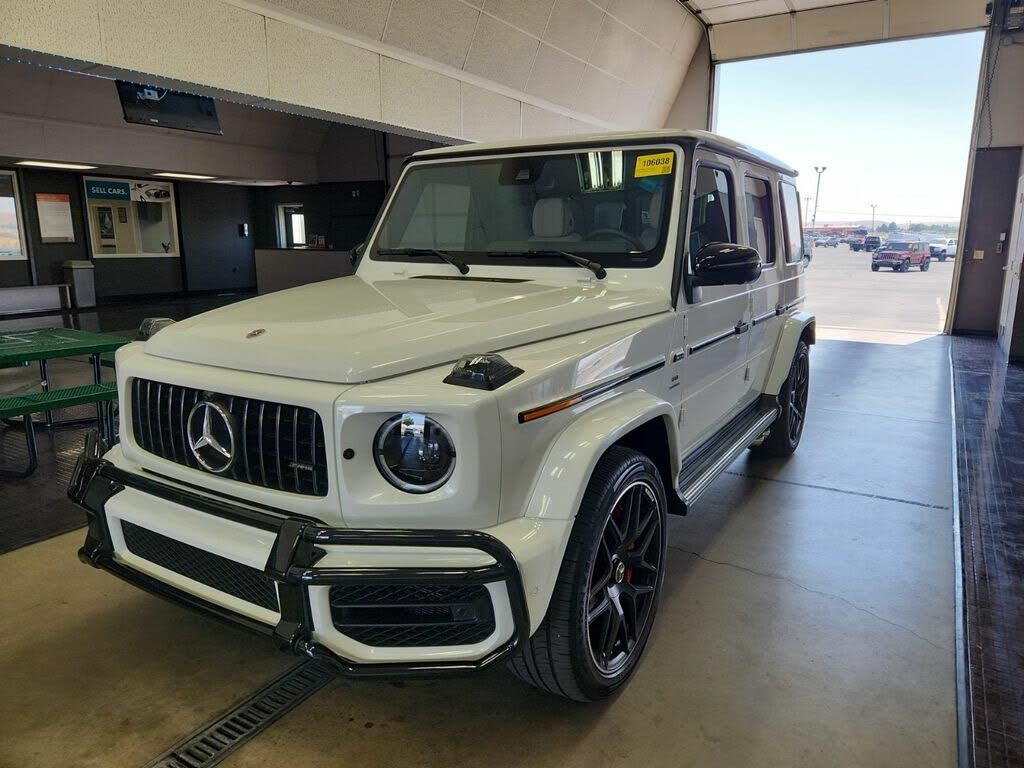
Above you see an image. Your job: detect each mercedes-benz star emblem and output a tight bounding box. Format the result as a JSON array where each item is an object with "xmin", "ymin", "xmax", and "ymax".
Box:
[{"xmin": 187, "ymin": 400, "xmax": 236, "ymax": 473}]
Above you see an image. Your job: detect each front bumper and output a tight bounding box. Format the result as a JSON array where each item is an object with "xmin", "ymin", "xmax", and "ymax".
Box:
[
  {"xmin": 69, "ymin": 432, "xmax": 530, "ymax": 676},
  {"xmin": 872, "ymin": 258, "xmax": 905, "ymax": 268}
]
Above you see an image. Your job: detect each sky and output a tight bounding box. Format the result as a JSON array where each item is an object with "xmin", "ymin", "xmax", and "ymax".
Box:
[{"xmin": 715, "ymin": 31, "xmax": 985, "ymax": 226}]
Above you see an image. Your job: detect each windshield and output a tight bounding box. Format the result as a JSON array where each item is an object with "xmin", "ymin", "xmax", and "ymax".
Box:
[
  {"xmin": 884, "ymin": 242, "xmax": 912, "ymax": 250},
  {"xmin": 371, "ymin": 147, "xmax": 677, "ymax": 270}
]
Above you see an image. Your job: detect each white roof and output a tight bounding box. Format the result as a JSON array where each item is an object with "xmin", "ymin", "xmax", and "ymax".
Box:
[{"xmin": 414, "ymin": 129, "xmax": 797, "ymax": 176}]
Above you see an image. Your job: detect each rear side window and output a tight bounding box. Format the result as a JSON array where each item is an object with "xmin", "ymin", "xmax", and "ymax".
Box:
[
  {"xmin": 779, "ymin": 181, "xmax": 803, "ymax": 264},
  {"xmin": 690, "ymin": 165, "xmax": 735, "ymax": 254},
  {"xmin": 743, "ymin": 176, "xmax": 775, "ymax": 265}
]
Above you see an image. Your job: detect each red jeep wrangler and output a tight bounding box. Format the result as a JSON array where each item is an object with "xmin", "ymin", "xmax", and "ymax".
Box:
[{"xmin": 871, "ymin": 241, "xmax": 931, "ymax": 272}]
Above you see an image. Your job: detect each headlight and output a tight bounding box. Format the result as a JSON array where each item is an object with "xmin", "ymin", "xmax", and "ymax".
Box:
[{"xmin": 374, "ymin": 413, "xmax": 456, "ymax": 493}]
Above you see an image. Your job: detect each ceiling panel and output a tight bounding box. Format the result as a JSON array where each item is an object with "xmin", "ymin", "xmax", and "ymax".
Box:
[
  {"xmin": 699, "ymin": 0, "xmax": 789, "ymax": 24},
  {"xmin": 688, "ymin": 0, "xmax": 873, "ymax": 24}
]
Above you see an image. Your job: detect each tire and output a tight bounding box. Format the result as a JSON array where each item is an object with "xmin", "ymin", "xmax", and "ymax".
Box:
[
  {"xmin": 920, "ymin": 258, "xmax": 930, "ymax": 272},
  {"xmin": 508, "ymin": 446, "xmax": 667, "ymax": 702},
  {"xmin": 751, "ymin": 340, "xmax": 809, "ymax": 458},
  {"xmin": 871, "ymin": 263, "xmax": 879, "ymax": 272},
  {"xmin": 939, "ymin": 252, "xmax": 947, "ymax": 262}
]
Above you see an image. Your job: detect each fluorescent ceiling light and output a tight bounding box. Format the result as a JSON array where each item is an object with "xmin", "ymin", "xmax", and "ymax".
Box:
[
  {"xmin": 152, "ymin": 172, "xmax": 217, "ymax": 180},
  {"xmin": 16, "ymin": 160, "xmax": 97, "ymax": 170}
]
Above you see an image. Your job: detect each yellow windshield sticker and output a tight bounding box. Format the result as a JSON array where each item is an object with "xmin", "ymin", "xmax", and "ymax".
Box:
[{"xmin": 634, "ymin": 152, "xmax": 674, "ymax": 177}]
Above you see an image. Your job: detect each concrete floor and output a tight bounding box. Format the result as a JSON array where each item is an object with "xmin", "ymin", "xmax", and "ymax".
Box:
[{"xmin": 0, "ymin": 337, "xmax": 956, "ymax": 768}]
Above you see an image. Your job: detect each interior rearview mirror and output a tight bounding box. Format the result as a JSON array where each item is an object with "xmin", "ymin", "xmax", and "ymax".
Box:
[{"xmin": 692, "ymin": 243, "xmax": 762, "ymax": 287}]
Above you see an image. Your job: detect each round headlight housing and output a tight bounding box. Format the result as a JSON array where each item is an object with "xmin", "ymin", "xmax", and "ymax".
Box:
[{"xmin": 374, "ymin": 413, "xmax": 456, "ymax": 493}]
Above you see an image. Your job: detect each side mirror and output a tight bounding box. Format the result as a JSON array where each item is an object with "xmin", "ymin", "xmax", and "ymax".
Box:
[
  {"xmin": 692, "ymin": 243, "xmax": 762, "ymax": 287},
  {"xmin": 349, "ymin": 241, "xmax": 365, "ymax": 267}
]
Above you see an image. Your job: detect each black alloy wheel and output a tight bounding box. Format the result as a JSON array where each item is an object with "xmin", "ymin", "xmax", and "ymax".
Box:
[
  {"xmin": 585, "ymin": 479, "xmax": 663, "ymax": 675},
  {"xmin": 921, "ymin": 258, "xmax": 930, "ymax": 272},
  {"xmin": 752, "ymin": 339, "xmax": 810, "ymax": 457},
  {"xmin": 508, "ymin": 447, "xmax": 667, "ymax": 701},
  {"xmin": 785, "ymin": 348, "xmax": 810, "ymax": 445}
]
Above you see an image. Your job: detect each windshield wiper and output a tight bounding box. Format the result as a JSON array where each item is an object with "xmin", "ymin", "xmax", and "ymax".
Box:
[
  {"xmin": 376, "ymin": 247, "xmax": 469, "ymax": 275},
  {"xmin": 487, "ymin": 250, "xmax": 606, "ymax": 280}
]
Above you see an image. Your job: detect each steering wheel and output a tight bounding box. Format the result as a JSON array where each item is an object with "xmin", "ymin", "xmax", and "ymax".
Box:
[{"xmin": 584, "ymin": 228, "xmax": 647, "ymax": 251}]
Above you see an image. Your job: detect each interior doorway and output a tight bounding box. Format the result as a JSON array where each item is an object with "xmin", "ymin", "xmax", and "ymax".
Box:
[
  {"xmin": 714, "ymin": 32, "xmax": 985, "ymax": 344},
  {"xmin": 281, "ymin": 204, "xmax": 306, "ymax": 248}
]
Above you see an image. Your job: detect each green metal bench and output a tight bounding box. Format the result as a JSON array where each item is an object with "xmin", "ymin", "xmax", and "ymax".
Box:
[{"xmin": 0, "ymin": 383, "xmax": 118, "ymax": 478}]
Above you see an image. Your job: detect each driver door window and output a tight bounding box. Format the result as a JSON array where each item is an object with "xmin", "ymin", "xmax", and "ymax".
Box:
[{"xmin": 690, "ymin": 166, "xmax": 734, "ymax": 254}]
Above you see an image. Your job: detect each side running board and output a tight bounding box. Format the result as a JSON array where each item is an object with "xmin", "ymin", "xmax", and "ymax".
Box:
[{"xmin": 676, "ymin": 399, "xmax": 780, "ymax": 510}]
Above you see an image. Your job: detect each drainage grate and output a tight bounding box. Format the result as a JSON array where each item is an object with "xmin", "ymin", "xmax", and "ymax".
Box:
[{"xmin": 145, "ymin": 661, "xmax": 334, "ymax": 768}]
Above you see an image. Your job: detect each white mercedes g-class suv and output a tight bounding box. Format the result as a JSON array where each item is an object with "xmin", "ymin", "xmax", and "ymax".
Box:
[{"xmin": 70, "ymin": 130, "xmax": 814, "ymax": 702}]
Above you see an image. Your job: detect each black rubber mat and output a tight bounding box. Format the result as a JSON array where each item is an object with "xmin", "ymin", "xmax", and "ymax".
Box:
[{"xmin": 951, "ymin": 335, "xmax": 1024, "ymax": 768}]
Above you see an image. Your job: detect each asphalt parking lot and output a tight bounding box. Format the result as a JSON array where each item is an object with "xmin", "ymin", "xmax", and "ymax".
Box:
[{"xmin": 804, "ymin": 244, "xmax": 955, "ymax": 343}]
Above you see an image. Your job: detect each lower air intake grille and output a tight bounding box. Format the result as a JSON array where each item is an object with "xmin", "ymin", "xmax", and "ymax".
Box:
[
  {"xmin": 329, "ymin": 583, "xmax": 495, "ymax": 647},
  {"xmin": 121, "ymin": 521, "xmax": 278, "ymax": 612}
]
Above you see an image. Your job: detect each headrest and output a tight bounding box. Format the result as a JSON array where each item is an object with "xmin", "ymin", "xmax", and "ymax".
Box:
[
  {"xmin": 694, "ymin": 167, "xmax": 721, "ymax": 198},
  {"xmin": 532, "ymin": 198, "xmax": 575, "ymax": 238},
  {"xmin": 593, "ymin": 202, "xmax": 626, "ymax": 230},
  {"xmin": 647, "ymin": 186, "xmax": 665, "ymax": 230}
]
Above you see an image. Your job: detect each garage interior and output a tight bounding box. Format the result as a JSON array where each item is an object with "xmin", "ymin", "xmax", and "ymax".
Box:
[{"xmin": 1, "ymin": 1, "xmax": 1023, "ymax": 767}]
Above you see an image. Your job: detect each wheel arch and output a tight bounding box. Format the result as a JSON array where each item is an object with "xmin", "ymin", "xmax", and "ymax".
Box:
[
  {"xmin": 763, "ymin": 311, "xmax": 815, "ymax": 396},
  {"xmin": 523, "ymin": 390, "xmax": 677, "ymax": 522},
  {"xmin": 612, "ymin": 413, "xmax": 683, "ymax": 516},
  {"xmin": 517, "ymin": 390, "xmax": 677, "ymax": 634}
]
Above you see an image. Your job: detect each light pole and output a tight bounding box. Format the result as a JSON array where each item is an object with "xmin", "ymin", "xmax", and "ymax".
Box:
[
  {"xmin": 870, "ymin": 203, "xmax": 877, "ymax": 233},
  {"xmin": 812, "ymin": 166, "xmax": 826, "ymax": 226},
  {"xmin": 804, "ymin": 197, "xmax": 812, "ymax": 221}
]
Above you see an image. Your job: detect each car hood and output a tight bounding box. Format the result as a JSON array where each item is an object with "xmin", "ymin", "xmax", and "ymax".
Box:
[{"xmin": 144, "ymin": 275, "xmax": 671, "ymax": 383}]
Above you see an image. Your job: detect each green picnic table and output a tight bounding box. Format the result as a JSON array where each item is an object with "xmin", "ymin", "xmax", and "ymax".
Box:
[{"xmin": 0, "ymin": 327, "xmax": 128, "ymax": 477}]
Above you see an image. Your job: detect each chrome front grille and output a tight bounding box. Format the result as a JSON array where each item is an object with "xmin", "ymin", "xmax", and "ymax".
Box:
[{"xmin": 130, "ymin": 378, "xmax": 329, "ymax": 496}]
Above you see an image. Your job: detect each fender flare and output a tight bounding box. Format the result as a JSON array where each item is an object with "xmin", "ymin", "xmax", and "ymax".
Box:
[
  {"xmin": 763, "ymin": 311, "xmax": 815, "ymax": 396},
  {"xmin": 514, "ymin": 391, "xmax": 677, "ymax": 633},
  {"xmin": 524, "ymin": 390, "xmax": 677, "ymax": 522}
]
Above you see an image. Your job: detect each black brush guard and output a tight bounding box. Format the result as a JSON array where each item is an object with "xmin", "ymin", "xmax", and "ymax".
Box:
[{"xmin": 69, "ymin": 431, "xmax": 530, "ymax": 677}]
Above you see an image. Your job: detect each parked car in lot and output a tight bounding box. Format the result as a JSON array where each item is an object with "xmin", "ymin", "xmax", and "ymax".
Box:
[
  {"xmin": 863, "ymin": 235, "xmax": 884, "ymax": 252},
  {"xmin": 69, "ymin": 130, "xmax": 815, "ymax": 701},
  {"xmin": 872, "ymin": 241, "xmax": 931, "ymax": 272},
  {"xmin": 929, "ymin": 238, "xmax": 957, "ymax": 261},
  {"xmin": 849, "ymin": 237, "xmax": 865, "ymax": 251}
]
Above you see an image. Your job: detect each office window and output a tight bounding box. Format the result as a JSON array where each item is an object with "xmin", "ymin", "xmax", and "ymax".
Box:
[
  {"xmin": 0, "ymin": 172, "xmax": 27, "ymax": 262},
  {"xmin": 744, "ymin": 176, "xmax": 775, "ymax": 265},
  {"xmin": 83, "ymin": 177, "xmax": 179, "ymax": 258},
  {"xmin": 690, "ymin": 165, "xmax": 734, "ymax": 253},
  {"xmin": 779, "ymin": 181, "xmax": 804, "ymax": 263}
]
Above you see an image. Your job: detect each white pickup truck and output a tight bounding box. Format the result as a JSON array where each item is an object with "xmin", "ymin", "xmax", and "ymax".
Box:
[{"xmin": 929, "ymin": 238, "xmax": 957, "ymax": 261}]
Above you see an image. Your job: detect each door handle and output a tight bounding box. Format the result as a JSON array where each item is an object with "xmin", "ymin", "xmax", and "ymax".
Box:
[{"xmin": 735, "ymin": 322, "xmax": 750, "ymax": 335}]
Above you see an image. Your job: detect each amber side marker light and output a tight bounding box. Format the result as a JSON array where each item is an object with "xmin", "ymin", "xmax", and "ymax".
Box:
[
  {"xmin": 517, "ymin": 360, "xmax": 666, "ymax": 424},
  {"xmin": 518, "ymin": 394, "xmax": 584, "ymax": 423}
]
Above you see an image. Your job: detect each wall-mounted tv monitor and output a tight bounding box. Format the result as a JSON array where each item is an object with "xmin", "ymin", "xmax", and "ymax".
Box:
[{"xmin": 116, "ymin": 81, "xmax": 222, "ymax": 135}]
